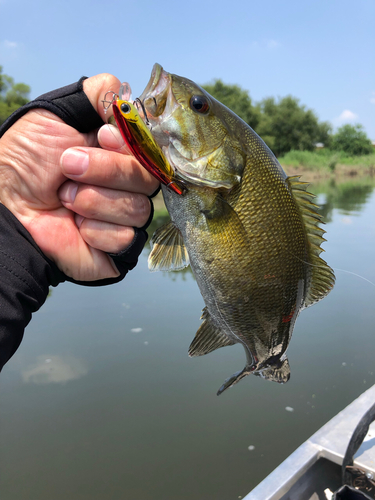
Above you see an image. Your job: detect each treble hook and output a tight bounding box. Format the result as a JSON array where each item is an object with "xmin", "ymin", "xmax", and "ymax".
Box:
[
  {"xmin": 102, "ymin": 91, "xmax": 119, "ymax": 114},
  {"xmin": 134, "ymin": 98, "xmax": 150, "ymax": 126}
]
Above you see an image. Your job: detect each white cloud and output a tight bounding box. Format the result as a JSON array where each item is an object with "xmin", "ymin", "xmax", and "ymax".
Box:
[
  {"xmin": 339, "ymin": 109, "xmax": 358, "ymax": 121},
  {"xmin": 250, "ymin": 39, "xmax": 281, "ymax": 50},
  {"xmin": 370, "ymin": 92, "xmax": 375, "ymax": 105},
  {"xmin": 3, "ymin": 40, "xmax": 18, "ymax": 49},
  {"xmin": 267, "ymin": 39, "xmax": 280, "ymax": 49},
  {"xmin": 334, "ymin": 109, "xmax": 358, "ymax": 126}
]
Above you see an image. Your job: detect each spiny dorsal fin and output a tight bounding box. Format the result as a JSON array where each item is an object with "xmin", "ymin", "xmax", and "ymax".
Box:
[
  {"xmin": 287, "ymin": 176, "xmax": 335, "ymax": 307},
  {"xmin": 148, "ymin": 220, "xmax": 190, "ymax": 272},
  {"xmin": 188, "ymin": 307, "xmax": 235, "ymax": 357}
]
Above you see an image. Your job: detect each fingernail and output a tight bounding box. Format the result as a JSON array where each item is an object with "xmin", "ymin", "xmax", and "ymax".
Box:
[
  {"xmin": 59, "ymin": 183, "xmax": 78, "ymax": 204},
  {"xmin": 98, "ymin": 124, "xmax": 125, "ymax": 150},
  {"xmin": 61, "ymin": 149, "xmax": 89, "ymax": 176}
]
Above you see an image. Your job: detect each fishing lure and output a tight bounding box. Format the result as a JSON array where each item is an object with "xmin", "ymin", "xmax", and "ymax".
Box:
[{"xmin": 103, "ymin": 87, "xmax": 186, "ymax": 196}]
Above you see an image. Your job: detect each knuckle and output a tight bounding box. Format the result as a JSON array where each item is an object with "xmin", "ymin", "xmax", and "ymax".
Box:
[
  {"xmin": 127, "ymin": 193, "xmax": 151, "ymax": 226},
  {"xmin": 76, "ymin": 186, "xmax": 99, "ymax": 218},
  {"xmin": 115, "ymin": 226, "xmax": 135, "ymax": 252}
]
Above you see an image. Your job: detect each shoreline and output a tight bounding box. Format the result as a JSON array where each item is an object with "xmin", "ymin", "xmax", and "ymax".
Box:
[
  {"xmin": 282, "ymin": 163, "xmax": 375, "ymax": 182},
  {"xmin": 152, "ymin": 163, "xmax": 375, "ymax": 213}
]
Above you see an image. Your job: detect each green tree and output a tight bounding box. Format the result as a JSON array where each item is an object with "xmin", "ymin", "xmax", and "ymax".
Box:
[
  {"xmin": 202, "ymin": 79, "xmax": 260, "ymax": 130},
  {"xmin": 255, "ymin": 95, "xmax": 331, "ymax": 157},
  {"xmin": 0, "ymin": 66, "xmax": 30, "ymax": 126},
  {"xmin": 331, "ymin": 124, "xmax": 373, "ymax": 156}
]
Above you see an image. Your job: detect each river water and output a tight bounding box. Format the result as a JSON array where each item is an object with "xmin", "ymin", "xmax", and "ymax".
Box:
[{"xmin": 1, "ymin": 175, "xmax": 375, "ymax": 500}]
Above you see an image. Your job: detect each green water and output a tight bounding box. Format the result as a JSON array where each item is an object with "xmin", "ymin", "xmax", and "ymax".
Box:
[{"xmin": 1, "ymin": 176, "xmax": 375, "ymax": 500}]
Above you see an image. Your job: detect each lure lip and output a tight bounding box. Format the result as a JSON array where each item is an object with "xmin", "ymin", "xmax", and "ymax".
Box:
[{"xmin": 112, "ymin": 101, "xmax": 186, "ymax": 196}]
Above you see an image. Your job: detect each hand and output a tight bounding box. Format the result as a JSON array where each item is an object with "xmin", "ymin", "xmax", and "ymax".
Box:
[{"xmin": 0, "ymin": 74, "xmax": 159, "ymax": 282}]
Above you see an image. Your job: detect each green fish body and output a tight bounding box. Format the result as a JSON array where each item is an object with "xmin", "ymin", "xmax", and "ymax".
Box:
[{"xmin": 138, "ymin": 64, "xmax": 335, "ymax": 395}]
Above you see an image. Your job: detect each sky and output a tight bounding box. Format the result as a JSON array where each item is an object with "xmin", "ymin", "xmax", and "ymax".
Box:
[{"xmin": 1, "ymin": 0, "xmax": 374, "ymax": 139}]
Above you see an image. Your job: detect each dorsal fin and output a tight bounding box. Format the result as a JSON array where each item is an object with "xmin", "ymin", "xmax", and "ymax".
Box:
[
  {"xmin": 148, "ymin": 220, "xmax": 190, "ymax": 272},
  {"xmin": 188, "ymin": 307, "xmax": 235, "ymax": 357},
  {"xmin": 287, "ymin": 176, "xmax": 335, "ymax": 307}
]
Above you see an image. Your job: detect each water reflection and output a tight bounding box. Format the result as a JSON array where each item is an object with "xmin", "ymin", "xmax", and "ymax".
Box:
[
  {"xmin": 21, "ymin": 355, "xmax": 88, "ymax": 384},
  {"xmin": 310, "ymin": 177, "xmax": 375, "ymax": 222}
]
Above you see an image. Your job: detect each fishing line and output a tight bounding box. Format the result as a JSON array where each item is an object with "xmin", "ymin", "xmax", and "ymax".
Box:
[
  {"xmin": 263, "ymin": 219, "xmax": 375, "ymax": 289},
  {"xmin": 220, "ymin": 190, "xmax": 374, "ymax": 290},
  {"xmin": 244, "ymin": 170, "xmax": 375, "ymax": 290},
  {"xmin": 296, "ymin": 259, "xmax": 375, "ymax": 288},
  {"xmin": 332, "ymin": 269, "xmax": 375, "ymax": 287}
]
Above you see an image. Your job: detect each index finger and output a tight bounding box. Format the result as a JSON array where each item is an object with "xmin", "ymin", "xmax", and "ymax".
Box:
[
  {"xmin": 83, "ymin": 73, "xmax": 121, "ymax": 123},
  {"xmin": 60, "ymin": 146, "xmax": 160, "ymax": 196}
]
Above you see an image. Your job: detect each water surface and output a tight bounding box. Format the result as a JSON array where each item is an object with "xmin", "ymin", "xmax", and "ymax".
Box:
[{"xmin": 1, "ymin": 176, "xmax": 375, "ymax": 500}]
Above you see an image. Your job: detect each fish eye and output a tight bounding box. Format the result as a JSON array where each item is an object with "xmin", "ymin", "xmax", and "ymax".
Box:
[
  {"xmin": 190, "ymin": 95, "xmax": 210, "ymax": 114},
  {"xmin": 120, "ymin": 102, "xmax": 131, "ymax": 114}
]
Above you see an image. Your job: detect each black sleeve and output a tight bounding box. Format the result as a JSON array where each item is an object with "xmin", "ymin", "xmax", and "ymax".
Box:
[
  {"xmin": 0, "ymin": 78, "xmax": 155, "ymax": 370},
  {"xmin": 0, "ymin": 204, "xmax": 65, "ymax": 371}
]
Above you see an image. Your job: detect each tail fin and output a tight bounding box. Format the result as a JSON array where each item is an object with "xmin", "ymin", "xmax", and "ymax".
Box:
[
  {"xmin": 217, "ymin": 357, "xmax": 291, "ymax": 395},
  {"xmin": 255, "ymin": 357, "xmax": 291, "ymax": 383}
]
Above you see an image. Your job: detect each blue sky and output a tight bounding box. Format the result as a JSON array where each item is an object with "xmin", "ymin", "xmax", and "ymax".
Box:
[{"xmin": 1, "ymin": 0, "xmax": 374, "ymax": 139}]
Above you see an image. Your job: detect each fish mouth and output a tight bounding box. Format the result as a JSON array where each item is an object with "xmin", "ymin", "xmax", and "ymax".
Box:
[
  {"xmin": 138, "ymin": 63, "xmax": 172, "ymax": 119},
  {"xmin": 139, "ymin": 63, "xmax": 164, "ymax": 100}
]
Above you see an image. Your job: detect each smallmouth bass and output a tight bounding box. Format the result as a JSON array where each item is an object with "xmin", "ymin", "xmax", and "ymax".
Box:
[{"xmin": 113, "ymin": 64, "xmax": 335, "ymax": 395}]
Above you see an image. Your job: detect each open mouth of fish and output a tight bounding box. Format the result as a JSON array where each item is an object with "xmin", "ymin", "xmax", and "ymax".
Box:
[{"xmin": 138, "ymin": 63, "xmax": 172, "ymax": 115}]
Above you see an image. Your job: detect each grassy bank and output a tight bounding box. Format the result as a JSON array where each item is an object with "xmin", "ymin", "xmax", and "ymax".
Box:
[{"xmin": 280, "ymin": 149, "xmax": 375, "ymax": 179}]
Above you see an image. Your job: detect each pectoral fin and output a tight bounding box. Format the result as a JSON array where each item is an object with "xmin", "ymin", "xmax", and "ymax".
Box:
[
  {"xmin": 148, "ymin": 220, "xmax": 190, "ymax": 272},
  {"xmin": 189, "ymin": 308, "xmax": 235, "ymax": 357}
]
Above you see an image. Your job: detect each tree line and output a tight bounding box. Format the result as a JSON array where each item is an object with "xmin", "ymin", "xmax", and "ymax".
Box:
[
  {"xmin": 0, "ymin": 66, "xmax": 30, "ymax": 126},
  {"xmin": 0, "ymin": 67, "xmax": 372, "ymax": 158},
  {"xmin": 203, "ymin": 80, "xmax": 373, "ymax": 157}
]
